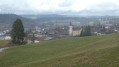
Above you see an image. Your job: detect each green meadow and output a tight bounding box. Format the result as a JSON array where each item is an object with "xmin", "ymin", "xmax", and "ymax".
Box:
[
  {"xmin": 0, "ymin": 33, "xmax": 119, "ymax": 67},
  {"xmin": 0, "ymin": 40, "xmax": 9, "ymax": 48}
]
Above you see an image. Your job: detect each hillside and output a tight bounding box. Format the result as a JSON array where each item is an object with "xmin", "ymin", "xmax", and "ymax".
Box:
[
  {"xmin": 0, "ymin": 33, "xmax": 119, "ymax": 67},
  {"xmin": 0, "ymin": 40, "xmax": 9, "ymax": 48},
  {"xmin": 0, "ymin": 14, "xmax": 36, "ymax": 29}
]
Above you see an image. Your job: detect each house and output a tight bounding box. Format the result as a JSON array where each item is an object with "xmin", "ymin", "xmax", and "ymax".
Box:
[
  {"xmin": 36, "ymin": 36, "xmax": 49, "ymax": 42},
  {"xmin": 34, "ymin": 36, "xmax": 54, "ymax": 43},
  {"xmin": 44, "ymin": 37, "xmax": 53, "ymax": 40},
  {"xmin": 34, "ymin": 40, "xmax": 40, "ymax": 43},
  {"xmin": 26, "ymin": 34, "xmax": 34, "ymax": 44},
  {"xmin": 4, "ymin": 36, "xmax": 11, "ymax": 40},
  {"xmin": 91, "ymin": 27, "xmax": 102, "ymax": 35},
  {"xmin": 27, "ymin": 40, "xmax": 33, "ymax": 44},
  {"xmin": 105, "ymin": 24, "xmax": 113, "ymax": 29},
  {"xmin": 72, "ymin": 28, "xmax": 82, "ymax": 36},
  {"xmin": 27, "ymin": 34, "xmax": 54, "ymax": 44}
]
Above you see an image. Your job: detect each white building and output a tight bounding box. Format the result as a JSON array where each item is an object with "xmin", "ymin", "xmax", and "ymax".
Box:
[
  {"xmin": 69, "ymin": 23, "xmax": 73, "ymax": 36},
  {"xmin": 35, "ymin": 26, "xmax": 41, "ymax": 32},
  {"xmin": 27, "ymin": 40, "xmax": 33, "ymax": 44},
  {"xmin": 34, "ymin": 40, "xmax": 40, "ymax": 43},
  {"xmin": 4, "ymin": 36, "xmax": 11, "ymax": 40}
]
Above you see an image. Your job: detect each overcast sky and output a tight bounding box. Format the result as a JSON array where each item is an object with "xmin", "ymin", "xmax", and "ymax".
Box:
[{"xmin": 0, "ymin": 0, "xmax": 119, "ymax": 15}]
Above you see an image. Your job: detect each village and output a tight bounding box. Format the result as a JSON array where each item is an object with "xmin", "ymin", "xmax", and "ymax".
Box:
[{"xmin": 0, "ymin": 22, "xmax": 119, "ymax": 44}]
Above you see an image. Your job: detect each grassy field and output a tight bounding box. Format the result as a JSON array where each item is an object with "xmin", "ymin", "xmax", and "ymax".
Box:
[
  {"xmin": 0, "ymin": 33, "xmax": 119, "ymax": 67},
  {"xmin": 0, "ymin": 40, "xmax": 9, "ymax": 48}
]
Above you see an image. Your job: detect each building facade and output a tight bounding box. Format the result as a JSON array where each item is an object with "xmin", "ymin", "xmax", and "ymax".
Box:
[
  {"xmin": 68, "ymin": 23, "xmax": 82, "ymax": 36},
  {"xmin": 72, "ymin": 29, "xmax": 82, "ymax": 36}
]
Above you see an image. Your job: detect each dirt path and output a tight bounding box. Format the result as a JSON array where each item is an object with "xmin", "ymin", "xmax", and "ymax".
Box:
[{"xmin": 0, "ymin": 47, "xmax": 9, "ymax": 52}]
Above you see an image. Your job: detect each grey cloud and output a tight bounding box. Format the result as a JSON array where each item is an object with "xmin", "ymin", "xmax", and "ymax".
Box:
[
  {"xmin": 0, "ymin": 0, "xmax": 119, "ymax": 16},
  {"xmin": 77, "ymin": 1, "xmax": 119, "ymax": 16},
  {"xmin": 59, "ymin": 0, "xmax": 73, "ymax": 7}
]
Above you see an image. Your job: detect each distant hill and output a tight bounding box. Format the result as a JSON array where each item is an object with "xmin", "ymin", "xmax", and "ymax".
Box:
[
  {"xmin": 0, "ymin": 14, "xmax": 36, "ymax": 30},
  {"xmin": 1, "ymin": 14, "xmax": 119, "ymax": 30},
  {"xmin": 0, "ymin": 33, "xmax": 119, "ymax": 67},
  {"xmin": 21, "ymin": 14, "xmax": 65, "ymax": 18},
  {"xmin": 21, "ymin": 14, "xmax": 100, "ymax": 25},
  {"xmin": 21, "ymin": 14, "xmax": 119, "ymax": 26}
]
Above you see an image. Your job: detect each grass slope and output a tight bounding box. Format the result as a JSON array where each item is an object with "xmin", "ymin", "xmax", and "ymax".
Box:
[
  {"xmin": 0, "ymin": 40, "xmax": 9, "ymax": 48},
  {"xmin": 0, "ymin": 33, "xmax": 119, "ymax": 67}
]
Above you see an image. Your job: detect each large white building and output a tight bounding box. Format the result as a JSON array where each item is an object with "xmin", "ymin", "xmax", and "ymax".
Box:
[{"xmin": 69, "ymin": 23, "xmax": 73, "ymax": 36}]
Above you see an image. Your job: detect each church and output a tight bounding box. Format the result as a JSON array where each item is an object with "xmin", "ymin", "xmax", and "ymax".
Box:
[{"xmin": 69, "ymin": 23, "xmax": 82, "ymax": 36}]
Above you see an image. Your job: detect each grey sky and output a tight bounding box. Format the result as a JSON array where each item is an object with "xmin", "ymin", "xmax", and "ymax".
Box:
[{"xmin": 0, "ymin": 0, "xmax": 119, "ymax": 15}]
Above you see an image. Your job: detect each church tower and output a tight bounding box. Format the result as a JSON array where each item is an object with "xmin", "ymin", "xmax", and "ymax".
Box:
[{"xmin": 69, "ymin": 23, "xmax": 73, "ymax": 36}]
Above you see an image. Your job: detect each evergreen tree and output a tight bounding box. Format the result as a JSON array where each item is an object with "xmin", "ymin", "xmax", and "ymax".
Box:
[
  {"xmin": 101, "ymin": 26, "xmax": 106, "ymax": 33},
  {"xmin": 80, "ymin": 25, "xmax": 91, "ymax": 37},
  {"xmin": 11, "ymin": 19, "xmax": 25, "ymax": 44},
  {"xmin": 86, "ymin": 25, "xmax": 91, "ymax": 36}
]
